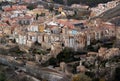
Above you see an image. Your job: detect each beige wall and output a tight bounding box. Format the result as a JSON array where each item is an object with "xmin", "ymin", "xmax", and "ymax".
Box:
[{"xmin": 116, "ymin": 27, "xmax": 120, "ymax": 39}]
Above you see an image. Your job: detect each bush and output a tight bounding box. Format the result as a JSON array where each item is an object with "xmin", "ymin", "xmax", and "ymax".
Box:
[
  {"xmin": 72, "ymin": 73, "xmax": 92, "ymax": 81},
  {"xmin": 0, "ymin": 72, "xmax": 6, "ymax": 81},
  {"xmin": 53, "ymin": 0, "xmax": 112, "ymax": 7},
  {"xmin": 115, "ymin": 67, "xmax": 120, "ymax": 81},
  {"xmin": 57, "ymin": 47, "xmax": 74, "ymax": 62},
  {"xmin": 27, "ymin": 4, "xmax": 37, "ymax": 10},
  {"xmin": 49, "ymin": 57, "xmax": 57, "ymax": 66}
]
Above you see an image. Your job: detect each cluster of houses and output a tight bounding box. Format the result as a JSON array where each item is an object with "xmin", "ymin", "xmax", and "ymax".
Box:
[
  {"xmin": 0, "ymin": 0, "xmax": 37, "ymax": 3},
  {"xmin": 0, "ymin": 2, "xmax": 120, "ymax": 81},
  {"xmin": 0, "ymin": 2, "xmax": 118, "ymax": 52},
  {"xmin": 90, "ymin": 0, "xmax": 120, "ymax": 17}
]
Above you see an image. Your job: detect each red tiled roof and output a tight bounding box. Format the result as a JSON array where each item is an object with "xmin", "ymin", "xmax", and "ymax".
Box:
[
  {"xmin": 57, "ymin": 19, "xmax": 75, "ymax": 29},
  {"xmin": 57, "ymin": 19, "xmax": 86, "ymax": 29},
  {"xmin": 3, "ymin": 5, "xmax": 27, "ymax": 12},
  {"xmin": 4, "ymin": 7, "xmax": 14, "ymax": 11}
]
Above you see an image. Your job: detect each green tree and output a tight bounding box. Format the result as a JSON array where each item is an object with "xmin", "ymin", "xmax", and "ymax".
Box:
[
  {"xmin": 53, "ymin": 0, "xmax": 112, "ymax": 7},
  {"xmin": 0, "ymin": 72, "xmax": 6, "ymax": 81},
  {"xmin": 27, "ymin": 4, "xmax": 36, "ymax": 10},
  {"xmin": 57, "ymin": 47, "xmax": 74, "ymax": 62},
  {"xmin": 115, "ymin": 67, "xmax": 120, "ymax": 81},
  {"xmin": 49, "ymin": 57, "xmax": 57, "ymax": 65},
  {"xmin": 36, "ymin": 13, "xmax": 39, "ymax": 20}
]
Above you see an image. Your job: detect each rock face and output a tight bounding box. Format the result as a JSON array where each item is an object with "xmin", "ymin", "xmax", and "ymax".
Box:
[
  {"xmin": 60, "ymin": 62, "xmax": 66, "ymax": 72},
  {"xmin": 0, "ymin": 55, "xmax": 70, "ymax": 81},
  {"xmin": 76, "ymin": 65, "xmax": 86, "ymax": 73},
  {"xmin": 90, "ymin": 0, "xmax": 119, "ymax": 17},
  {"xmin": 0, "ymin": 44, "xmax": 20, "ymax": 54},
  {"xmin": 99, "ymin": 3, "xmax": 120, "ymax": 24},
  {"xmin": 98, "ymin": 47, "xmax": 120, "ymax": 59},
  {"xmin": 35, "ymin": 54, "xmax": 42, "ymax": 63}
]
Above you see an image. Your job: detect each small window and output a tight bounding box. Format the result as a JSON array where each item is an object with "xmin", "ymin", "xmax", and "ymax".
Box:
[{"xmin": 112, "ymin": 31, "xmax": 114, "ymax": 33}]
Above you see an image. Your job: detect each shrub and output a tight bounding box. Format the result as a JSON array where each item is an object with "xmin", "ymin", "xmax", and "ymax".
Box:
[
  {"xmin": 72, "ymin": 73, "xmax": 92, "ymax": 81},
  {"xmin": 0, "ymin": 72, "xmax": 6, "ymax": 81}
]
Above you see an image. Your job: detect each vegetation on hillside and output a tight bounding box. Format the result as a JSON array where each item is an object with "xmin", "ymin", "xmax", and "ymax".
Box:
[
  {"xmin": 53, "ymin": 0, "xmax": 112, "ymax": 7},
  {"xmin": 72, "ymin": 73, "xmax": 92, "ymax": 81}
]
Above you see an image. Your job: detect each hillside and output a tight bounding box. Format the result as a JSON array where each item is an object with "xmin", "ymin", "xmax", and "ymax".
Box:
[
  {"xmin": 99, "ymin": 4, "xmax": 120, "ymax": 26},
  {"xmin": 53, "ymin": 0, "xmax": 112, "ymax": 7}
]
